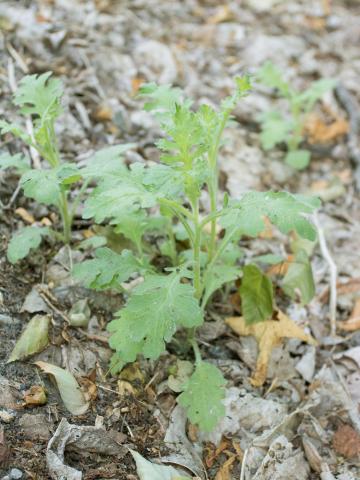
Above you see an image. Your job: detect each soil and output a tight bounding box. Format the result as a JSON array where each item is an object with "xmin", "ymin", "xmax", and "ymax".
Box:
[{"xmin": 1, "ymin": 1, "xmax": 360, "ymax": 479}]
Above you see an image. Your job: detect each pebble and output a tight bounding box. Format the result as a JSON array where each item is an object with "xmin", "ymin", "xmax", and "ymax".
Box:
[
  {"xmin": 1, "ymin": 469, "xmax": 24, "ymax": 480},
  {"xmin": 9, "ymin": 469, "xmax": 23, "ymax": 480},
  {"xmin": 0, "ymin": 409, "xmax": 16, "ymax": 423}
]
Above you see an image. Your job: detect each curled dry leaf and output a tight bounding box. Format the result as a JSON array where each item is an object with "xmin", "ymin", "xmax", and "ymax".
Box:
[
  {"xmin": 339, "ymin": 298, "xmax": 360, "ymax": 332},
  {"xmin": 214, "ymin": 456, "xmax": 236, "ymax": 480},
  {"xmin": 34, "ymin": 361, "xmax": 89, "ymax": 415},
  {"xmin": 304, "ymin": 113, "xmax": 348, "ymax": 144},
  {"xmin": 24, "ymin": 385, "xmax": 47, "ymax": 406},
  {"xmin": 15, "ymin": 207, "xmax": 35, "ymax": 224},
  {"xmin": 226, "ymin": 310, "xmax": 317, "ymax": 386},
  {"xmin": 7, "ymin": 314, "xmax": 51, "ymax": 363}
]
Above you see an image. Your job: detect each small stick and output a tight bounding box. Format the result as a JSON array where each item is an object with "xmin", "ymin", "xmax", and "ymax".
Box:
[
  {"xmin": 6, "ymin": 42, "xmax": 28, "ymax": 73},
  {"xmin": 313, "ymin": 214, "xmax": 337, "ymax": 336},
  {"xmin": 240, "ymin": 448, "xmax": 248, "ymax": 480}
]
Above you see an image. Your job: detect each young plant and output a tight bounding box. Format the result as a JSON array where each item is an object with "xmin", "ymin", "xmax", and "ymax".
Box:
[
  {"xmin": 257, "ymin": 61, "xmax": 336, "ymax": 169},
  {"xmin": 74, "ymin": 78, "xmax": 320, "ymax": 431},
  {"xmin": 0, "ymin": 72, "xmax": 85, "ymax": 262}
]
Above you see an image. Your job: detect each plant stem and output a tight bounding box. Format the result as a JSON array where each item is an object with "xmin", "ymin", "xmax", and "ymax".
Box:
[
  {"xmin": 167, "ymin": 221, "xmax": 178, "ymax": 265},
  {"xmin": 207, "ymin": 111, "xmax": 230, "ymax": 261},
  {"xmin": 205, "ymin": 224, "xmax": 238, "ymax": 275},
  {"xmin": 59, "ymin": 191, "xmax": 71, "ymax": 244},
  {"xmin": 190, "ymin": 336, "xmax": 202, "ymax": 365},
  {"xmin": 192, "ymin": 200, "xmax": 202, "ymax": 299},
  {"xmin": 208, "ymin": 178, "xmax": 218, "ymax": 261}
]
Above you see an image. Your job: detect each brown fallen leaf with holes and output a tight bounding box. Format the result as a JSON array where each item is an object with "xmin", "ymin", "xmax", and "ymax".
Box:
[
  {"xmin": 339, "ymin": 298, "xmax": 360, "ymax": 332},
  {"xmin": 226, "ymin": 310, "xmax": 317, "ymax": 387}
]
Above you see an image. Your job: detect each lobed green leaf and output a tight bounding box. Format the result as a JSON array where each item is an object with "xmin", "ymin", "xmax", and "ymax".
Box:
[
  {"xmin": 73, "ymin": 247, "xmax": 144, "ymax": 290},
  {"xmin": 7, "ymin": 226, "xmax": 48, "ymax": 263},
  {"xmin": 221, "ymin": 191, "xmax": 320, "ymax": 241},
  {"xmin": 13, "ymin": 72, "xmax": 63, "ymax": 119},
  {"xmin": 108, "ymin": 271, "xmax": 203, "ymax": 361},
  {"xmin": 177, "ymin": 362, "xmax": 226, "ymax": 432}
]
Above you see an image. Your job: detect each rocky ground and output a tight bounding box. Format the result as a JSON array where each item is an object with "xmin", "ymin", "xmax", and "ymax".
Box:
[{"xmin": 1, "ymin": 0, "xmax": 360, "ymax": 479}]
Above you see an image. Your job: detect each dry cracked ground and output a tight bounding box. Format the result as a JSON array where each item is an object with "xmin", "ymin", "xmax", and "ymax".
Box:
[{"xmin": 0, "ymin": 0, "xmax": 360, "ymax": 479}]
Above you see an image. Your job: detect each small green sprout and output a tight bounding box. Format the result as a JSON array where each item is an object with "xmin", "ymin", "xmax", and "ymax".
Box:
[{"xmin": 257, "ymin": 61, "xmax": 336, "ymax": 169}]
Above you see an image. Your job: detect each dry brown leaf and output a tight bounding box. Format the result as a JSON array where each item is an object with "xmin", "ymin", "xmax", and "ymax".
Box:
[
  {"xmin": 267, "ymin": 255, "xmax": 294, "ymax": 276},
  {"xmin": 117, "ymin": 380, "xmax": 137, "ymax": 396},
  {"xmin": 304, "ymin": 113, "xmax": 348, "ymax": 144},
  {"xmin": 131, "ymin": 77, "xmax": 145, "ymax": 95},
  {"xmin": 205, "ymin": 438, "xmax": 230, "ymax": 468},
  {"xmin": 339, "ymin": 298, "xmax": 360, "ymax": 332},
  {"xmin": 332, "ymin": 424, "xmax": 360, "ymax": 459},
  {"xmin": 93, "ymin": 104, "xmax": 113, "ymax": 122},
  {"xmin": 207, "ymin": 5, "xmax": 233, "ymax": 24},
  {"xmin": 15, "ymin": 207, "xmax": 35, "ymax": 224},
  {"xmin": 24, "ymin": 385, "xmax": 47, "ymax": 406},
  {"xmin": 78, "ymin": 377, "xmax": 98, "ymax": 402},
  {"xmin": 40, "ymin": 217, "xmax": 52, "ymax": 226},
  {"xmin": 304, "ymin": 16, "xmax": 326, "ymax": 31},
  {"xmin": 226, "ymin": 310, "xmax": 317, "ymax": 386},
  {"xmin": 214, "ymin": 455, "xmax": 236, "ymax": 480},
  {"xmin": 319, "ymin": 277, "xmax": 360, "ymax": 303},
  {"xmin": 258, "ymin": 216, "xmax": 273, "ymax": 239}
]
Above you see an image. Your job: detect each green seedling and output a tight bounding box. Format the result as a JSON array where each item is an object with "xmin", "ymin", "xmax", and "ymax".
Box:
[
  {"xmin": 0, "ymin": 74, "xmax": 130, "ymax": 263},
  {"xmin": 0, "ymin": 72, "xmax": 86, "ymax": 261},
  {"xmin": 257, "ymin": 61, "xmax": 336, "ymax": 169},
  {"xmin": 73, "ymin": 78, "xmax": 320, "ymax": 431}
]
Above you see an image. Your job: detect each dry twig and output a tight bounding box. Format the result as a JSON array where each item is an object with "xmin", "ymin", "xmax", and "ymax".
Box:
[{"xmin": 313, "ymin": 214, "xmax": 337, "ymax": 336}]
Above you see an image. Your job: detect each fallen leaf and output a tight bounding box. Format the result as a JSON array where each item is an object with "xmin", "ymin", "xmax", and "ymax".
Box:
[
  {"xmin": 239, "ymin": 264, "xmax": 274, "ymax": 325},
  {"xmin": 93, "ymin": 104, "xmax": 113, "ymax": 122},
  {"xmin": 131, "ymin": 76, "xmax": 145, "ymax": 95},
  {"xmin": 226, "ymin": 310, "xmax": 317, "ymax": 386},
  {"xmin": 282, "ymin": 250, "xmax": 315, "ymax": 305},
  {"xmin": 339, "ymin": 298, "xmax": 360, "ymax": 331},
  {"xmin": 304, "ymin": 113, "xmax": 348, "ymax": 144},
  {"xmin": 47, "ymin": 418, "xmax": 127, "ymax": 479},
  {"xmin": 15, "ymin": 207, "xmax": 35, "ymax": 224},
  {"xmin": 117, "ymin": 380, "xmax": 137, "ymax": 396},
  {"xmin": 34, "ymin": 361, "xmax": 89, "ymax": 415},
  {"xmin": 332, "ymin": 424, "xmax": 360, "ymax": 459},
  {"xmin": 168, "ymin": 360, "xmax": 194, "ymax": 393},
  {"xmin": 7, "ymin": 314, "xmax": 50, "ymax": 363},
  {"xmin": 215, "ymin": 455, "xmax": 236, "ymax": 480},
  {"xmin": 78, "ymin": 377, "xmax": 97, "ymax": 402},
  {"xmin": 130, "ymin": 449, "xmax": 191, "ymax": 480},
  {"xmin": 206, "ymin": 5, "xmax": 233, "ymax": 24},
  {"xmin": 24, "ymin": 385, "xmax": 47, "ymax": 406},
  {"xmin": 310, "ymin": 177, "xmax": 345, "ymax": 202},
  {"xmin": 267, "ymin": 255, "xmax": 294, "ymax": 276},
  {"xmin": 304, "ymin": 15, "xmax": 326, "ymax": 31}
]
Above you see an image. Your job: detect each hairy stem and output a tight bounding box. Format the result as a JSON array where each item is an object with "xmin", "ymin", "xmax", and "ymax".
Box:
[
  {"xmin": 192, "ymin": 201, "xmax": 202, "ymax": 299},
  {"xmin": 207, "ymin": 111, "xmax": 231, "ymax": 261},
  {"xmin": 59, "ymin": 191, "xmax": 71, "ymax": 244}
]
